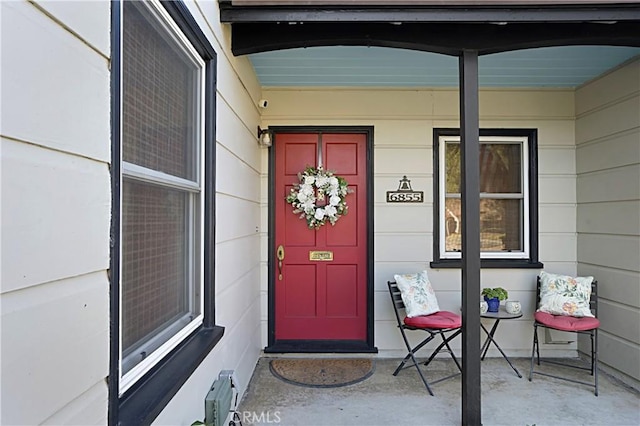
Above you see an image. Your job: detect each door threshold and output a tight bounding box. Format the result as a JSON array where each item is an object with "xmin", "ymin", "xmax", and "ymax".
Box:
[{"xmin": 265, "ymin": 340, "xmax": 378, "ymax": 354}]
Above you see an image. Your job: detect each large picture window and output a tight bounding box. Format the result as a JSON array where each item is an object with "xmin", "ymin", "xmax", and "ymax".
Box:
[
  {"xmin": 111, "ymin": 1, "xmax": 220, "ymax": 424},
  {"xmin": 431, "ymin": 128, "xmax": 542, "ymax": 268}
]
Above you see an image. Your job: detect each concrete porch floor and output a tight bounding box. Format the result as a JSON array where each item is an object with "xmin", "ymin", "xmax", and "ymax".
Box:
[{"xmin": 236, "ymin": 355, "xmax": 640, "ymax": 426}]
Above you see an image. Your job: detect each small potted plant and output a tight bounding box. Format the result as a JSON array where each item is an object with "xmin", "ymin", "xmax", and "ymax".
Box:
[{"xmin": 481, "ymin": 287, "xmax": 508, "ymax": 312}]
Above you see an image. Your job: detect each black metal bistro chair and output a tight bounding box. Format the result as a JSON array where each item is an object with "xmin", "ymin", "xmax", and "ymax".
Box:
[
  {"xmin": 529, "ymin": 275, "xmax": 600, "ymax": 395},
  {"xmin": 387, "ymin": 280, "xmax": 462, "ymax": 396}
]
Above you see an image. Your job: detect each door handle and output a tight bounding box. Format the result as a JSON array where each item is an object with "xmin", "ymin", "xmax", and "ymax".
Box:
[{"xmin": 276, "ymin": 245, "xmax": 285, "ymax": 280}]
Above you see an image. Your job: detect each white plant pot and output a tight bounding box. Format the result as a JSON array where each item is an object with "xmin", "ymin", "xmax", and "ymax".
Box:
[{"xmin": 505, "ymin": 300, "xmax": 521, "ymax": 314}]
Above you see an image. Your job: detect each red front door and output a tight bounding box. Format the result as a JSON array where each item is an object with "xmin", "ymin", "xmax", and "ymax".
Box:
[{"xmin": 274, "ymin": 132, "xmax": 368, "ymax": 341}]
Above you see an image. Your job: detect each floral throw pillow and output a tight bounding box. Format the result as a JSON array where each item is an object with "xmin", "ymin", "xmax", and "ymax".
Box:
[
  {"xmin": 394, "ymin": 270, "xmax": 440, "ymax": 317},
  {"xmin": 537, "ymin": 271, "xmax": 595, "ymax": 318}
]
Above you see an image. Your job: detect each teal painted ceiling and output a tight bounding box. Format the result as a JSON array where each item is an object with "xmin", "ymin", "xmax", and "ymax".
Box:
[{"xmin": 249, "ymin": 45, "xmax": 640, "ymax": 87}]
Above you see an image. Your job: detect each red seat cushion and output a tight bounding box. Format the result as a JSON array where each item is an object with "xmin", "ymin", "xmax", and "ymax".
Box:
[
  {"xmin": 535, "ymin": 311, "xmax": 600, "ymax": 331},
  {"xmin": 404, "ymin": 310, "xmax": 462, "ymax": 329}
]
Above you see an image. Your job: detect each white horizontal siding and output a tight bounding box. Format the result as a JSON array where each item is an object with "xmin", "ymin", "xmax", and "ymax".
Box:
[
  {"xmin": 478, "ymin": 89, "xmax": 575, "ymax": 119},
  {"xmin": 577, "ymin": 130, "xmax": 640, "ymax": 173},
  {"xmin": 216, "ymin": 144, "xmax": 262, "ymax": 202},
  {"xmin": 1, "ymin": 139, "xmax": 110, "ymax": 292},
  {"xmin": 217, "ymin": 61, "xmax": 263, "ymax": 127},
  {"xmin": 576, "ymin": 56, "xmax": 640, "ymax": 115},
  {"xmin": 535, "ymin": 121, "xmax": 577, "ymax": 146},
  {"xmin": 575, "ymin": 58, "xmax": 640, "ymax": 385},
  {"xmin": 1, "ymin": 273, "xmax": 109, "ymax": 425},
  {"xmin": 538, "ymin": 147, "xmax": 577, "ymax": 174},
  {"xmin": 539, "ymin": 204, "xmax": 576, "ymax": 234},
  {"xmin": 374, "ymin": 146, "xmax": 432, "ymax": 174},
  {"xmin": 577, "ymin": 200, "xmax": 640, "ymax": 236},
  {"xmin": 577, "ymin": 165, "xmax": 640, "ymax": 203},
  {"xmin": 264, "ymin": 89, "xmax": 433, "ymax": 120},
  {"xmin": 576, "ymin": 97, "xmax": 640, "ymax": 143},
  {"xmin": 1, "ymin": 1, "xmax": 110, "ymax": 163},
  {"xmin": 538, "ymin": 176, "xmax": 576, "ymax": 203},
  {"xmin": 599, "ymin": 332, "xmax": 640, "ymax": 381},
  {"xmin": 216, "ymin": 194, "xmax": 261, "ymax": 244},
  {"xmin": 375, "ymin": 234, "xmax": 430, "ymax": 262},
  {"xmin": 42, "ymin": 380, "xmax": 108, "ymax": 426},
  {"xmin": 599, "ymin": 300, "xmax": 640, "ymax": 345},
  {"xmin": 579, "ymin": 264, "xmax": 640, "ymax": 308},
  {"xmin": 577, "ymin": 234, "xmax": 640, "ymax": 272},
  {"xmin": 215, "ymin": 236, "xmax": 262, "ymax": 296},
  {"xmin": 217, "ymin": 100, "xmax": 263, "ymax": 173},
  {"xmin": 375, "ymin": 204, "xmax": 432, "ymax": 234},
  {"xmin": 216, "ymin": 264, "xmax": 262, "ymax": 336},
  {"xmin": 539, "ymin": 234, "xmax": 577, "ymax": 263},
  {"xmin": 33, "ymin": 0, "xmax": 110, "ymax": 56},
  {"xmin": 374, "ymin": 120, "xmax": 434, "ymax": 147},
  {"xmin": 0, "ymin": 1, "xmax": 111, "ymax": 423}
]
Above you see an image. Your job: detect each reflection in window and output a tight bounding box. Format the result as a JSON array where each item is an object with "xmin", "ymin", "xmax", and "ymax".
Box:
[
  {"xmin": 444, "ymin": 141, "xmax": 524, "ymax": 253},
  {"xmin": 433, "ymin": 129, "xmax": 539, "ymax": 265}
]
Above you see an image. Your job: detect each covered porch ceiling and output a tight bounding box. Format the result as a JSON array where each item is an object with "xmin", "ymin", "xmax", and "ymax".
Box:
[
  {"xmin": 248, "ymin": 45, "xmax": 640, "ymax": 88},
  {"xmin": 220, "ymin": 0, "xmax": 640, "ymax": 88}
]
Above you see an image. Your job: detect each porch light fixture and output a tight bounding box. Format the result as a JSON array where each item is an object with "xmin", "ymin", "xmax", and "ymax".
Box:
[{"xmin": 257, "ymin": 126, "xmax": 272, "ymax": 147}]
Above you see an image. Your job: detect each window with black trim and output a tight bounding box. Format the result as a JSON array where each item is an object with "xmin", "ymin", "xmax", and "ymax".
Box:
[
  {"xmin": 431, "ymin": 128, "xmax": 542, "ymax": 269},
  {"xmin": 120, "ymin": 0, "xmax": 206, "ymax": 393},
  {"xmin": 110, "ymin": 1, "xmax": 221, "ymax": 424}
]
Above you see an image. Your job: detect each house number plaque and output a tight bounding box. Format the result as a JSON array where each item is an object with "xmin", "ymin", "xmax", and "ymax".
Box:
[
  {"xmin": 309, "ymin": 251, "xmax": 333, "ymax": 261},
  {"xmin": 386, "ymin": 176, "xmax": 424, "ymax": 203}
]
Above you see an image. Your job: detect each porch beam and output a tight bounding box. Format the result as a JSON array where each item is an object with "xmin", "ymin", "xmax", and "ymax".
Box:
[
  {"xmin": 219, "ymin": 3, "xmax": 640, "ymax": 23},
  {"xmin": 459, "ymin": 49, "xmax": 482, "ymax": 426},
  {"xmin": 228, "ymin": 21, "xmax": 640, "ymax": 56}
]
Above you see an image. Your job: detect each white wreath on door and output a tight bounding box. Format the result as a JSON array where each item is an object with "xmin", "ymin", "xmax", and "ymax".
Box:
[{"xmin": 286, "ymin": 166, "xmax": 351, "ymax": 230}]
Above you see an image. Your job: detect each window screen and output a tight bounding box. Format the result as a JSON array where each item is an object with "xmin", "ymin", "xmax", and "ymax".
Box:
[{"xmin": 120, "ymin": 0, "xmax": 204, "ymax": 391}]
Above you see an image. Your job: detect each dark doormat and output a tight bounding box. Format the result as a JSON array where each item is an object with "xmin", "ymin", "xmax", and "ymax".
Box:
[{"xmin": 269, "ymin": 358, "xmax": 375, "ymax": 388}]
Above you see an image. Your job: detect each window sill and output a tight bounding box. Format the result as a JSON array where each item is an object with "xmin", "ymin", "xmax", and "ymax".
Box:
[
  {"xmin": 430, "ymin": 259, "xmax": 544, "ymax": 269},
  {"xmin": 116, "ymin": 325, "xmax": 225, "ymax": 426}
]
